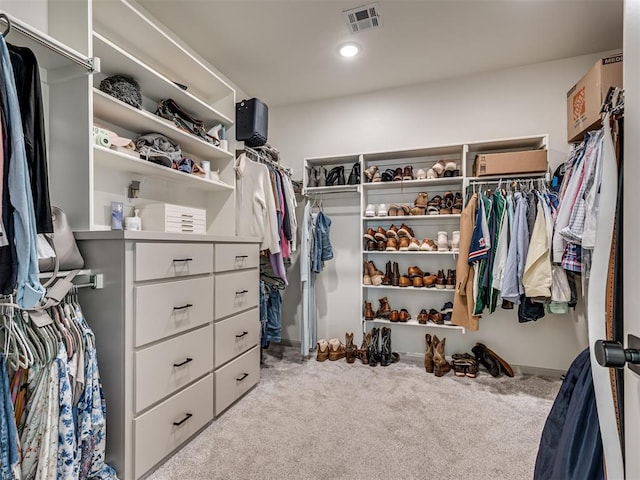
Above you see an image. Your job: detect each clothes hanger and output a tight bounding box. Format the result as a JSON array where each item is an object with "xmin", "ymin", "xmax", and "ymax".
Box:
[{"xmin": 0, "ymin": 13, "xmax": 11, "ymax": 38}]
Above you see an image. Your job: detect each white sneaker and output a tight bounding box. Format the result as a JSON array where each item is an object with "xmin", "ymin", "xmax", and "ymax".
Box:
[
  {"xmin": 451, "ymin": 231, "xmax": 460, "ymax": 253},
  {"xmin": 437, "ymin": 231, "xmax": 449, "ymax": 251},
  {"xmin": 426, "ymin": 168, "xmax": 436, "ymax": 179},
  {"xmin": 365, "ymin": 204, "xmax": 376, "ymax": 217},
  {"xmin": 416, "ymin": 168, "xmax": 427, "ymax": 180},
  {"xmin": 377, "ymin": 204, "xmax": 388, "ymax": 217}
]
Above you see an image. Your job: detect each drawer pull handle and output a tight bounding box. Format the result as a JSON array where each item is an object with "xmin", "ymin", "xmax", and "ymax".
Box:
[
  {"xmin": 235, "ymin": 331, "xmax": 249, "ymax": 339},
  {"xmin": 173, "ymin": 304, "xmax": 193, "ymax": 311},
  {"xmin": 172, "ymin": 413, "xmax": 193, "ymax": 426},
  {"xmin": 235, "ymin": 290, "xmax": 248, "ymax": 295},
  {"xmin": 173, "ymin": 258, "xmax": 193, "ymax": 263},
  {"xmin": 236, "ymin": 373, "xmax": 249, "ymax": 382},
  {"xmin": 181, "ymin": 214, "xmax": 194, "ymax": 218},
  {"xmin": 173, "ymin": 358, "xmax": 193, "ymax": 367},
  {"xmin": 235, "ymin": 255, "xmax": 248, "ymax": 259}
]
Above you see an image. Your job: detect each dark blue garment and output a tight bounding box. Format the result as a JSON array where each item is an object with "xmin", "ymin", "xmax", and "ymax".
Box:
[
  {"xmin": 265, "ymin": 287, "xmax": 282, "ymax": 344},
  {"xmin": 534, "ymin": 348, "xmax": 604, "ymax": 480},
  {"xmin": 312, "ymin": 211, "xmax": 333, "ymax": 273}
]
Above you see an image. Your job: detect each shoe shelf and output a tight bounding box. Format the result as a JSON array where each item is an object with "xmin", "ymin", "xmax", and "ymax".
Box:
[
  {"xmin": 362, "ymin": 251, "xmax": 456, "ymax": 255},
  {"xmin": 363, "ymin": 285, "xmax": 455, "ymax": 292},
  {"xmin": 362, "ymin": 214, "xmax": 461, "ymax": 221},
  {"xmin": 362, "ymin": 177, "xmax": 463, "ymax": 190},
  {"xmin": 93, "ymin": 33, "xmax": 233, "ymax": 126},
  {"xmin": 93, "ymin": 145, "xmax": 234, "ymax": 192},
  {"xmin": 93, "ymin": 89, "xmax": 233, "ymax": 161},
  {"xmin": 366, "ymin": 318, "xmax": 466, "ymax": 333}
]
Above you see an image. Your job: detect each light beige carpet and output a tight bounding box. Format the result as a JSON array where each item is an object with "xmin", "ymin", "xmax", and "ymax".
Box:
[{"xmin": 147, "ymin": 344, "xmax": 561, "ymax": 480}]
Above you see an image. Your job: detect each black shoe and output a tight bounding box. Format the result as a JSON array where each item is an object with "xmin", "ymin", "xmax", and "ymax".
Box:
[
  {"xmin": 336, "ymin": 166, "xmax": 346, "ymax": 185},
  {"xmin": 471, "ymin": 343, "xmax": 500, "ymax": 377},
  {"xmin": 368, "ymin": 327, "xmax": 380, "ymax": 367},
  {"xmin": 381, "ymin": 169, "xmax": 395, "ymax": 182},
  {"xmin": 326, "ymin": 166, "xmax": 340, "ymax": 186},
  {"xmin": 347, "ymin": 163, "xmax": 360, "ymax": 185}
]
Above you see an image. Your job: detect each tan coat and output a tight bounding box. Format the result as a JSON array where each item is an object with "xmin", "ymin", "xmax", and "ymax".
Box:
[{"xmin": 452, "ymin": 193, "xmax": 481, "ymax": 331}]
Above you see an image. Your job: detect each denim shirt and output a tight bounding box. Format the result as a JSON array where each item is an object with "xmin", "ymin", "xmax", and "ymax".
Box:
[
  {"xmin": 312, "ymin": 211, "xmax": 333, "ymax": 273},
  {"xmin": 0, "ymin": 37, "xmax": 44, "ymax": 308}
]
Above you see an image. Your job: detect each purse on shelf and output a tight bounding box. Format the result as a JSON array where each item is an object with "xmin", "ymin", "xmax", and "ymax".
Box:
[
  {"xmin": 38, "ymin": 206, "xmax": 84, "ymax": 281},
  {"xmin": 155, "ymin": 98, "xmax": 220, "ymax": 146}
]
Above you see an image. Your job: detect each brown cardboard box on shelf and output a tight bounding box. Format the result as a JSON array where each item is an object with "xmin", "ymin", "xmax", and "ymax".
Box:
[
  {"xmin": 473, "ymin": 149, "xmax": 547, "ymax": 177},
  {"xmin": 567, "ymin": 53, "xmax": 623, "ymax": 143}
]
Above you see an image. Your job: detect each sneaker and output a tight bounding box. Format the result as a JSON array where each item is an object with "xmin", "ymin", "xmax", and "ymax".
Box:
[
  {"xmin": 377, "ymin": 204, "xmax": 388, "ymax": 217},
  {"xmin": 316, "ymin": 339, "xmax": 329, "ymax": 361},
  {"xmin": 426, "ymin": 168, "xmax": 436, "ymax": 179},
  {"xmin": 419, "ymin": 238, "xmax": 437, "ymax": 251},
  {"xmin": 408, "ymin": 238, "xmax": 420, "ymax": 251},
  {"xmin": 437, "ymin": 231, "xmax": 449, "ymax": 251},
  {"xmin": 451, "ymin": 231, "xmax": 460, "ymax": 252},
  {"xmin": 398, "ymin": 223, "xmax": 415, "ymax": 238},
  {"xmin": 365, "ymin": 204, "xmax": 376, "ymax": 217},
  {"xmin": 416, "ymin": 168, "xmax": 427, "ymax": 180}
]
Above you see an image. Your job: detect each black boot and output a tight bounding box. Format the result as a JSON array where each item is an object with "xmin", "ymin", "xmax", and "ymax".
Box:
[
  {"xmin": 368, "ymin": 327, "xmax": 380, "ymax": 367},
  {"xmin": 347, "ymin": 162, "xmax": 360, "ymax": 185},
  {"xmin": 380, "ymin": 326, "xmax": 400, "ymax": 366},
  {"xmin": 336, "ymin": 166, "xmax": 346, "ymax": 185}
]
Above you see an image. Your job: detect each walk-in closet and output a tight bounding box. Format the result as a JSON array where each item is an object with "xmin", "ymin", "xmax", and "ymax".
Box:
[{"xmin": 0, "ymin": 1, "xmax": 636, "ymax": 479}]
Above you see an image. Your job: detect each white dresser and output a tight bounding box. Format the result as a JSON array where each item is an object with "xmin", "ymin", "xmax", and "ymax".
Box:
[{"xmin": 75, "ymin": 231, "xmax": 261, "ymax": 479}]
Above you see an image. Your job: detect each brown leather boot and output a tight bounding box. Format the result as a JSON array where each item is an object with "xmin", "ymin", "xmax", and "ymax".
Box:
[
  {"xmin": 376, "ymin": 297, "xmax": 391, "ymax": 318},
  {"xmin": 392, "ymin": 262, "xmax": 400, "ymax": 286},
  {"xmin": 435, "ymin": 269, "xmax": 446, "ymax": 289},
  {"xmin": 433, "ymin": 335, "xmax": 451, "ymax": 377},
  {"xmin": 382, "ymin": 261, "xmax": 392, "ymax": 285},
  {"xmin": 424, "ymin": 334, "xmax": 434, "ymax": 373},
  {"xmin": 359, "ymin": 333, "xmax": 371, "ymax": 364},
  {"xmin": 345, "ymin": 332, "xmax": 358, "ymax": 363},
  {"xmin": 367, "ymin": 261, "xmax": 383, "ymax": 286},
  {"xmin": 364, "ymin": 301, "xmax": 375, "ymax": 321}
]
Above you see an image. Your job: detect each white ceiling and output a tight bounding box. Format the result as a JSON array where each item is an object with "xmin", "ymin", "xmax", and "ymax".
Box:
[{"xmin": 137, "ymin": 0, "xmax": 623, "ymax": 107}]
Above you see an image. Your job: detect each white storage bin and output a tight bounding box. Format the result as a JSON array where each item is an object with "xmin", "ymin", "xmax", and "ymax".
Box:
[{"xmin": 142, "ymin": 203, "xmax": 206, "ymax": 234}]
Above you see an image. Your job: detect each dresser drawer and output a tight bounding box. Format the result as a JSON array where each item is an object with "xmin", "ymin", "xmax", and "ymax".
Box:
[
  {"xmin": 214, "ymin": 308, "xmax": 259, "ymax": 368},
  {"xmin": 214, "ymin": 243, "xmax": 259, "ymax": 272},
  {"xmin": 134, "ymin": 374, "xmax": 213, "ymax": 479},
  {"xmin": 135, "ymin": 324, "xmax": 214, "ymax": 412},
  {"xmin": 135, "ymin": 276, "xmax": 214, "ymax": 347},
  {"xmin": 214, "ymin": 269, "xmax": 259, "ymax": 320},
  {"xmin": 135, "ymin": 242, "xmax": 213, "ymax": 281},
  {"xmin": 215, "ymin": 346, "xmax": 260, "ymax": 416}
]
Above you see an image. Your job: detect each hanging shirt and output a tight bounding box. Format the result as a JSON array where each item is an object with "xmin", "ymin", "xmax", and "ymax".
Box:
[
  {"xmin": 235, "ymin": 153, "xmax": 281, "ymax": 254},
  {"xmin": 0, "ymin": 36, "xmax": 45, "ymax": 308},
  {"xmin": 523, "ymin": 201, "xmax": 552, "ymax": 298},
  {"xmin": 501, "ymin": 192, "xmax": 530, "ymax": 304}
]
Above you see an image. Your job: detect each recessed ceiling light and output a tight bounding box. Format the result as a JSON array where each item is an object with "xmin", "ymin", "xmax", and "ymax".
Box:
[{"xmin": 339, "ymin": 43, "xmax": 360, "ymax": 58}]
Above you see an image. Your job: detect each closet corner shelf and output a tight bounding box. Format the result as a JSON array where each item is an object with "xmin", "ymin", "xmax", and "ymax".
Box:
[
  {"xmin": 362, "ymin": 214, "xmax": 461, "ymax": 221},
  {"xmin": 365, "ymin": 318, "xmax": 466, "ymax": 333},
  {"xmin": 93, "ymin": 145, "xmax": 234, "ymax": 192},
  {"xmin": 363, "ymin": 285, "xmax": 455, "ymax": 292},
  {"xmin": 362, "ymin": 177, "xmax": 464, "ymax": 190},
  {"xmin": 93, "ymin": 89, "xmax": 233, "ymax": 161},
  {"xmin": 362, "ymin": 250, "xmax": 456, "ymax": 256},
  {"xmin": 304, "ymin": 185, "xmax": 359, "ymax": 196}
]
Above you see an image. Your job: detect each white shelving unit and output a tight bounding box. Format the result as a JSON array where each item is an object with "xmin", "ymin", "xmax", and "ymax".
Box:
[
  {"xmin": 88, "ymin": 1, "xmax": 236, "ymax": 233},
  {"xmin": 303, "ymin": 135, "xmax": 549, "ymax": 343}
]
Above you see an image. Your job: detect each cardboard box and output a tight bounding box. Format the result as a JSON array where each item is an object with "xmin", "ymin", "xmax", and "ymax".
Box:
[
  {"xmin": 473, "ymin": 149, "xmax": 547, "ymax": 177},
  {"xmin": 567, "ymin": 53, "xmax": 623, "ymax": 143}
]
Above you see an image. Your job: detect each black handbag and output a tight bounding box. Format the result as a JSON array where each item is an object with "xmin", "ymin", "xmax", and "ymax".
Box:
[{"xmin": 155, "ymin": 99, "xmax": 219, "ymax": 145}]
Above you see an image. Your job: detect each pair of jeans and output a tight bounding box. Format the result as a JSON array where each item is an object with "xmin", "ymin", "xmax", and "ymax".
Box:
[
  {"xmin": 266, "ymin": 286, "xmax": 282, "ymax": 344},
  {"xmin": 0, "ymin": 356, "xmax": 19, "ymax": 479}
]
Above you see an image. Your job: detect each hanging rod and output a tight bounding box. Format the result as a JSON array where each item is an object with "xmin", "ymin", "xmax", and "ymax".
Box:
[
  {"xmin": 240, "ymin": 146, "xmax": 292, "ymax": 177},
  {"xmin": 0, "ymin": 12, "xmax": 96, "ymax": 72}
]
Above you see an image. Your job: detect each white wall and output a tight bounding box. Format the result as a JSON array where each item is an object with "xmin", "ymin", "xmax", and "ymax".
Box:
[{"xmin": 269, "ymin": 51, "xmax": 616, "ymax": 371}]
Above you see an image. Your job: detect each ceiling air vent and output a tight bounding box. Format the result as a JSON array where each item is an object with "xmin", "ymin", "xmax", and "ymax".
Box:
[{"xmin": 343, "ymin": 3, "xmax": 381, "ymax": 34}]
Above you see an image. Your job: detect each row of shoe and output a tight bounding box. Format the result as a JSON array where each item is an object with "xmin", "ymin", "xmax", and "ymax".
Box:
[
  {"xmin": 316, "ymin": 329, "xmax": 400, "ymax": 367},
  {"xmin": 363, "ymin": 262, "xmax": 456, "ymax": 289},
  {"xmin": 364, "ymin": 192, "xmax": 463, "ymax": 217},
  {"xmin": 364, "ymin": 227, "xmax": 460, "ymax": 252},
  {"xmin": 363, "ymin": 161, "xmax": 461, "ymax": 183},
  {"xmin": 423, "ymin": 338, "xmax": 515, "ymax": 378},
  {"xmin": 308, "ymin": 163, "xmax": 360, "ymax": 187},
  {"xmin": 417, "ymin": 302, "xmax": 453, "ymax": 324}
]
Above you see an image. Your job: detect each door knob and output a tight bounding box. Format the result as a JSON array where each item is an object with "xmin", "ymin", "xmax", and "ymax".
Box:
[{"xmin": 594, "ymin": 334, "xmax": 640, "ymax": 375}]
